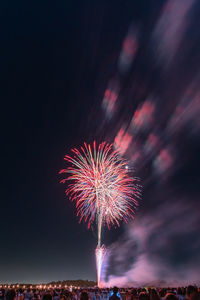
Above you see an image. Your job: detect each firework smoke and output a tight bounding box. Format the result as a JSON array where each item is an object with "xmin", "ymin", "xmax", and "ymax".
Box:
[{"xmin": 101, "ymin": 199, "xmax": 200, "ymax": 287}]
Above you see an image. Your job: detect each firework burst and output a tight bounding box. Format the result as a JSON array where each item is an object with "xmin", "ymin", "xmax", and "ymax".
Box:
[{"xmin": 60, "ymin": 141, "xmax": 140, "ymax": 286}]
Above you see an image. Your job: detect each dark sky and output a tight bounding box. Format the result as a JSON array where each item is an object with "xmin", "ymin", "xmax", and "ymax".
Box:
[
  {"xmin": 1, "ymin": 0, "xmax": 200, "ymax": 284},
  {"xmin": 0, "ymin": 0, "xmax": 142, "ymax": 283}
]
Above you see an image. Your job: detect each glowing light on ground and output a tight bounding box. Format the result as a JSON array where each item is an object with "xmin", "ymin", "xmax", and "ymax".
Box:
[{"xmin": 95, "ymin": 245, "xmax": 106, "ymax": 287}]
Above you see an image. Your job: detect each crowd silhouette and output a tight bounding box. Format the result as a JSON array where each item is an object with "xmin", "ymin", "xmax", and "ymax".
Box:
[{"xmin": 0, "ymin": 285, "xmax": 200, "ymax": 300}]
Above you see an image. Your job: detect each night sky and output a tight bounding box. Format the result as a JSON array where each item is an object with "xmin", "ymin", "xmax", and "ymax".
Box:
[{"xmin": 1, "ymin": 0, "xmax": 200, "ymax": 285}]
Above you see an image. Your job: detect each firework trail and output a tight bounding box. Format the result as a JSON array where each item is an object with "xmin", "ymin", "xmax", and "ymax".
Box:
[{"xmin": 60, "ymin": 141, "xmax": 140, "ymax": 286}]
